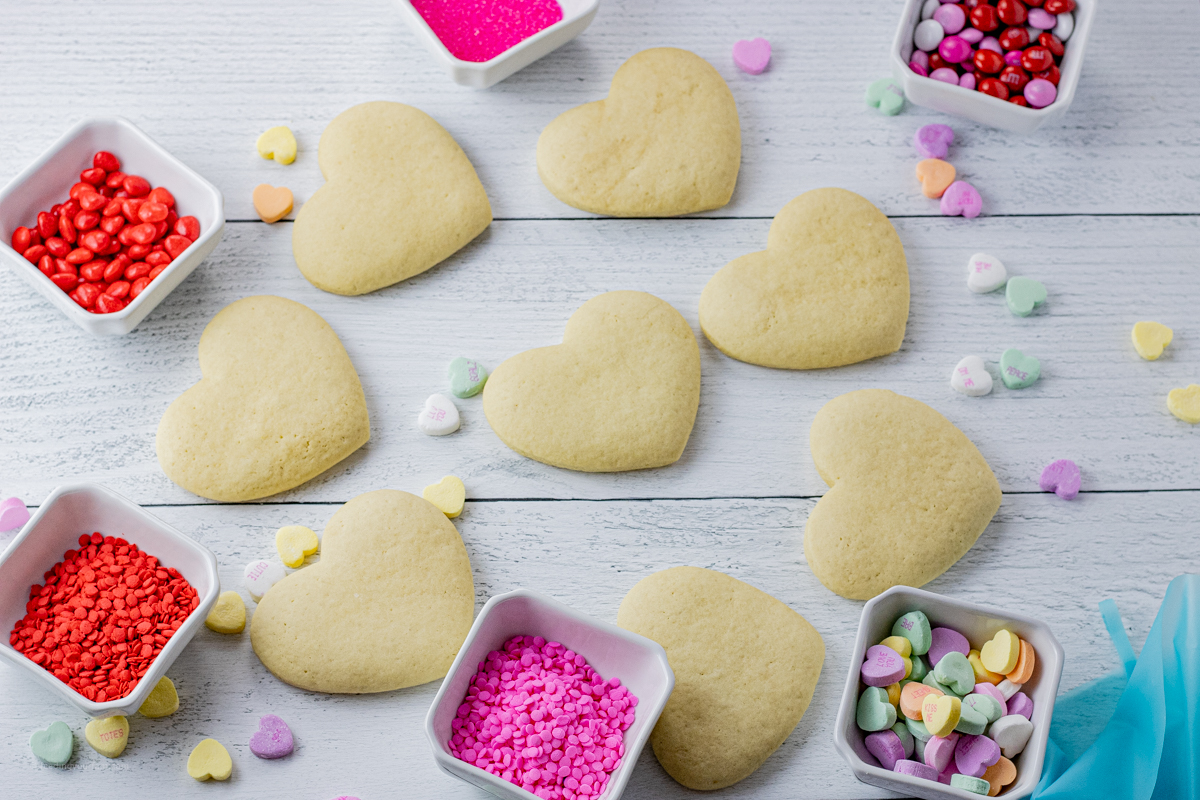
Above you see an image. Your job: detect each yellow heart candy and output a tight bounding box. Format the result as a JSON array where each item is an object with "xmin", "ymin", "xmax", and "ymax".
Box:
[
  {"xmin": 205, "ymin": 590, "xmax": 247, "ymax": 634},
  {"xmin": 253, "ymin": 183, "xmax": 294, "ymax": 223},
  {"xmin": 423, "ymin": 475, "xmax": 466, "ymax": 518},
  {"xmin": 879, "ymin": 635, "xmax": 912, "ymax": 658},
  {"xmin": 84, "ymin": 715, "xmax": 129, "ymax": 758},
  {"xmin": 256, "ymin": 125, "xmax": 297, "ymax": 165},
  {"xmin": 886, "ymin": 682, "xmax": 902, "ymax": 707},
  {"xmin": 138, "ymin": 676, "xmax": 179, "ymax": 718},
  {"xmin": 920, "ymin": 693, "xmax": 961, "ymax": 738},
  {"xmin": 276, "ymin": 524, "xmax": 320, "ymax": 568},
  {"xmin": 916, "ymin": 158, "xmax": 956, "ymax": 199},
  {"xmin": 187, "ymin": 738, "xmax": 233, "ymax": 781},
  {"xmin": 1168, "ymin": 384, "xmax": 1200, "ymax": 424},
  {"xmin": 1132, "ymin": 321, "xmax": 1173, "ymax": 361},
  {"xmin": 969, "ymin": 648, "xmax": 1004, "ymax": 685},
  {"xmin": 980, "ymin": 629, "xmax": 1021, "ymax": 675}
]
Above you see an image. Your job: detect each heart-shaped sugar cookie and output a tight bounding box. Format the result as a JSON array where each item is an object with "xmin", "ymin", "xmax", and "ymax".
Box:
[
  {"xmin": 423, "ymin": 475, "xmax": 465, "ymax": 518},
  {"xmin": 138, "ymin": 676, "xmax": 179, "ymax": 718},
  {"xmin": 276, "ymin": 525, "xmax": 319, "ymax": 568},
  {"xmin": 204, "ymin": 590, "xmax": 246, "ymax": 634},
  {"xmin": 187, "ymin": 738, "xmax": 233, "ymax": 781},
  {"xmin": 253, "ymin": 184, "xmax": 293, "ymax": 223},
  {"xmin": 916, "ymin": 159, "xmax": 956, "ymax": 199},
  {"xmin": 30, "ymin": 720, "xmax": 73, "ymax": 766},
  {"xmin": 700, "ymin": 188, "xmax": 909, "ymax": 370},
  {"xmin": 537, "ymin": 48, "xmax": 741, "ymax": 217},
  {"xmin": 157, "ymin": 296, "xmax": 370, "ymax": 501},
  {"xmin": 484, "ymin": 291, "xmax": 700, "ymax": 472},
  {"xmin": 1169, "ymin": 384, "xmax": 1200, "ymax": 424},
  {"xmin": 293, "ymin": 101, "xmax": 492, "ymax": 295},
  {"xmin": 250, "ymin": 490, "xmax": 474, "ymax": 693},
  {"xmin": 1132, "ymin": 321, "xmax": 1173, "ymax": 360},
  {"xmin": 804, "ymin": 390, "xmax": 1002, "ymax": 599}
]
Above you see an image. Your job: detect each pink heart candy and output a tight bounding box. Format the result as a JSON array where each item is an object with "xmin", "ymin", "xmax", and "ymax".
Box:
[
  {"xmin": 938, "ymin": 759, "xmax": 961, "ymax": 785},
  {"xmin": 895, "ymin": 759, "xmax": 940, "ymax": 780},
  {"xmin": 955, "ymin": 733, "xmax": 1001, "ymax": 778},
  {"xmin": 249, "ymin": 714, "xmax": 294, "ymax": 759},
  {"xmin": 865, "ymin": 729, "xmax": 906, "ymax": 770},
  {"xmin": 0, "ymin": 497, "xmax": 30, "ymax": 532},
  {"xmin": 940, "ymin": 180, "xmax": 982, "ymax": 218},
  {"xmin": 861, "ymin": 644, "xmax": 907, "ymax": 687},
  {"xmin": 927, "ymin": 627, "xmax": 971, "ymax": 666},
  {"xmin": 732, "ymin": 37, "xmax": 771, "ymax": 75},
  {"xmin": 974, "ymin": 683, "xmax": 1008, "ymax": 716},
  {"xmin": 924, "ymin": 732, "xmax": 960, "ymax": 772},
  {"xmin": 1039, "ymin": 459, "xmax": 1081, "ymax": 500},
  {"xmin": 914, "ymin": 124, "xmax": 955, "ymax": 159}
]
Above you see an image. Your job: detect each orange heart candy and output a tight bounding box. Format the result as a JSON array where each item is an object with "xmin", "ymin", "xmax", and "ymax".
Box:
[
  {"xmin": 253, "ymin": 184, "xmax": 294, "ymax": 224},
  {"xmin": 982, "ymin": 755, "xmax": 1017, "ymax": 796},
  {"xmin": 916, "ymin": 159, "xmax": 956, "ymax": 199}
]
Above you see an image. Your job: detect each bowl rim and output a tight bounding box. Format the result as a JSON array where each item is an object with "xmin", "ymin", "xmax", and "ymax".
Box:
[{"xmin": 0, "ymin": 482, "xmax": 220, "ymax": 717}]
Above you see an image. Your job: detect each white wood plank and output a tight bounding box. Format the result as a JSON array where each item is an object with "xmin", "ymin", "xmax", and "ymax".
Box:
[
  {"xmin": 1, "ymin": 492, "xmax": 1193, "ymax": 798},
  {"xmin": 2, "ymin": 215, "xmax": 1198, "ymax": 504},
  {"xmin": 0, "ymin": 0, "xmax": 1198, "ymax": 221}
]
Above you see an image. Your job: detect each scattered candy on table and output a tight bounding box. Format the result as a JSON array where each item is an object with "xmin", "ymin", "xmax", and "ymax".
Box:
[
  {"xmin": 1005, "ymin": 276, "xmax": 1046, "ymax": 316},
  {"xmin": 7, "ymin": 533, "xmax": 200, "ymax": 702},
  {"xmin": 253, "ymin": 183, "xmax": 294, "ymax": 223},
  {"xmin": 940, "ymin": 180, "xmax": 982, "ymax": 218},
  {"xmin": 0, "ymin": 496, "xmax": 30, "ymax": 531},
  {"xmin": 138, "ymin": 675, "xmax": 180, "ymax": 718},
  {"xmin": 244, "ymin": 559, "xmax": 287, "ymax": 602},
  {"xmin": 249, "ymin": 713, "xmax": 294, "ymax": 759},
  {"xmin": 1167, "ymin": 384, "xmax": 1200, "ymax": 424},
  {"xmin": 951, "ymin": 355, "xmax": 993, "ymax": 397},
  {"xmin": 1039, "ymin": 459, "xmax": 1081, "ymax": 500},
  {"xmin": 914, "ymin": 124, "xmax": 954, "ymax": 159},
  {"xmin": 418, "ymin": 393, "xmax": 462, "ymax": 436},
  {"xmin": 966, "ymin": 252, "xmax": 1007, "ymax": 293},
  {"xmin": 423, "ymin": 475, "xmax": 466, "ymax": 518},
  {"xmin": 410, "ymin": 0, "xmax": 563, "ymax": 62},
  {"xmin": 256, "ymin": 126, "xmax": 298, "ymax": 165},
  {"xmin": 276, "ymin": 525, "xmax": 320, "ymax": 568},
  {"xmin": 30, "ymin": 720, "xmax": 74, "ymax": 766},
  {"xmin": 732, "ymin": 37, "xmax": 772, "ymax": 74},
  {"xmin": 866, "ymin": 78, "xmax": 905, "ymax": 115},
  {"xmin": 999, "ymin": 348, "xmax": 1040, "ymax": 389},
  {"xmin": 85, "ymin": 715, "xmax": 129, "ymax": 758},
  {"xmin": 1131, "ymin": 321, "xmax": 1173, "ymax": 361},
  {"xmin": 916, "ymin": 158, "xmax": 956, "ymax": 199},
  {"xmin": 204, "ymin": 590, "xmax": 246, "ymax": 634},
  {"xmin": 187, "ymin": 737, "xmax": 233, "ymax": 781},
  {"xmin": 9, "ymin": 150, "xmax": 201, "ymax": 314},
  {"xmin": 448, "ymin": 357, "xmax": 489, "ymax": 398}
]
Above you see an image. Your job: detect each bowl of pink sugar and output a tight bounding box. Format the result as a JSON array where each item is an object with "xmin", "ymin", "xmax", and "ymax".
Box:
[{"xmin": 395, "ymin": 0, "xmax": 601, "ymax": 88}]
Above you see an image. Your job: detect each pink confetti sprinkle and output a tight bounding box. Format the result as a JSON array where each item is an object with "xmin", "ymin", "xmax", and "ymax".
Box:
[
  {"xmin": 412, "ymin": 0, "xmax": 564, "ymax": 63},
  {"xmin": 449, "ymin": 635, "xmax": 638, "ymax": 799}
]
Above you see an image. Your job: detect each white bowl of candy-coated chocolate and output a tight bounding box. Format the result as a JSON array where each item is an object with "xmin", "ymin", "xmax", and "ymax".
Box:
[
  {"xmin": 0, "ymin": 483, "xmax": 220, "ymax": 719},
  {"xmin": 890, "ymin": 0, "xmax": 1096, "ymax": 134},
  {"xmin": 833, "ymin": 585, "xmax": 1064, "ymax": 800}
]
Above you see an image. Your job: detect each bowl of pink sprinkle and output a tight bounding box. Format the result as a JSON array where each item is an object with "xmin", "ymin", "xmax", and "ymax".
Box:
[
  {"xmin": 425, "ymin": 588, "xmax": 674, "ymax": 800},
  {"xmin": 395, "ymin": 0, "xmax": 600, "ymax": 88}
]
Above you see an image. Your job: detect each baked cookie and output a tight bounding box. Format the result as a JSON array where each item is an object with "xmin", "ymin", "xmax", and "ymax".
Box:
[
  {"xmin": 617, "ymin": 567, "xmax": 824, "ymax": 790},
  {"xmin": 537, "ymin": 48, "xmax": 741, "ymax": 217},
  {"xmin": 292, "ymin": 101, "xmax": 492, "ymax": 295},
  {"xmin": 482, "ymin": 291, "xmax": 701, "ymax": 472},
  {"xmin": 805, "ymin": 389, "xmax": 1001, "ymax": 600},
  {"xmin": 699, "ymin": 188, "xmax": 909, "ymax": 369},
  {"xmin": 156, "ymin": 296, "xmax": 369, "ymax": 502},
  {"xmin": 250, "ymin": 490, "xmax": 474, "ymax": 693}
]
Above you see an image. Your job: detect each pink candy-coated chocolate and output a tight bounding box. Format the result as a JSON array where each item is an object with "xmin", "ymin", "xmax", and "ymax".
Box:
[
  {"xmin": 955, "ymin": 733, "xmax": 1001, "ymax": 778},
  {"xmin": 910, "ymin": 62, "xmax": 930, "ymax": 77},
  {"xmin": 931, "ymin": 67, "xmax": 960, "ymax": 84},
  {"xmin": 924, "ymin": 732, "xmax": 960, "ymax": 772},
  {"xmin": 411, "ymin": 0, "xmax": 564, "ymax": 63},
  {"xmin": 1005, "ymin": 49, "xmax": 1025, "ymax": 66},
  {"xmin": 979, "ymin": 35, "xmax": 1003, "ymax": 53},
  {"xmin": 932, "ymin": 3, "xmax": 966, "ymax": 34},
  {"xmin": 959, "ymin": 26, "xmax": 984, "ymax": 43},
  {"xmin": 1028, "ymin": 8, "xmax": 1058, "ymax": 28},
  {"xmin": 959, "ymin": 72, "xmax": 977, "ymax": 90},
  {"xmin": 974, "ymin": 682, "xmax": 1009, "ymax": 716},
  {"xmin": 1025, "ymin": 77, "xmax": 1058, "ymax": 108},
  {"xmin": 450, "ymin": 635, "xmax": 637, "ymax": 799},
  {"xmin": 911, "ymin": 50, "xmax": 931, "ymax": 70},
  {"xmin": 939, "ymin": 35, "xmax": 972, "ymax": 63},
  {"xmin": 862, "ymin": 644, "xmax": 908, "ymax": 686},
  {"xmin": 1008, "ymin": 691, "xmax": 1035, "ymax": 719},
  {"xmin": 895, "ymin": 759, "xmax": 940, "ymax": 780},
  {"xmin": 865, "ymin": 730, "xmax": 907, "ymax": 770},
  {"xmin": 928, "ymin": 627, "xmax": 971, "ymax": 666}
]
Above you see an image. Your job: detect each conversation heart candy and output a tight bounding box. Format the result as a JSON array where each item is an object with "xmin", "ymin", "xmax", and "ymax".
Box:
[
  {"xmin": 85, "ymin": 715, "xmax": 129, "ymax": 758},
  {"xmin": 866, "ymin": 78, "xmax": 905, "ymax": 115},
  {"xmin": 955, "ymin": 732, "xmax": 1000, "ymax": 777},
  {"xmin": 916, "ymin": 158, "xmax": 956, "ymax": 199},
  {"xmin": 276, "ymin": 524, "xmax": 320, "ymax": 568},
  {"xmin": 923, "ymin": 731, "xmax": 959, "ymax": 772},
  {"xmin": 988, "ymin": 714, "xmax": 1034, "ymax": 758},
  {"xmin": 996, "ymin": 678, "xmax": 1022, "ymax": 700},
  {"xmin": 244, "ymin": 559, "xmax": 287, "ymax": 602},
  {"xmin": 30, "ymin": 720, "xmax": 73, "ymax": 766},
  {"xmin": 418, "ymin": 393, "xmax": 461, "ymax": 436},
  {"xmin": 940, "ymin": 181, "xmax": 982, "ymax": 218},
  {"xmin": 963, "ymin": 693, "xmax": 1003, "ymax": 724},
  {"xmin": 253, "ymin": 183, "xmax": 293, "ymax": 223},
  {"xmin": 857, "ymin": 686, "xmax": 898, "ymax": 731},
  {"xmin": 938, "ymin": 759, "xmax": 961, "ymax": 785},
  {"xmin": 980, "ymin": 630, "xmax": 1021, "ymax": 674},
  {"xmin": 1005, "ymin": 276, "xmax": 1046, "ymax": 316},
  {"xmin": 966, "ymin": 253, "xmax": 1007, "ymax": 293},
  {"xmin": 1007, "ymin": 691, "xmax": 1034, "ymax": 720},
  {"xmin": 188, "ymin": 738, "xmax": 233, "ymax": 781},
  {"xmin": 0, "ymin": 497, "xmax": 30, "ymax": 531},
  {"xmin": 954, "ymin": 702, "xmax": 988, "ymax": 735},
  {"xmin": 423, "ymin": 475, "xmax": 466, "ymax": 519},
  {"xmin": 951, "ymin": 356, "xmax": 993, "ymax": 397},
  {"xmin": 205, "ymin": 590, "xmax": 246, "ymax": 634},
  {"xmin": 892, "ymin": 721, "xmax": 915, "ymax": 757},
  {"xmin": 909, "ymin": 654, "xmax": 929, "ymax": 682},
  {"xmin": 892, "ymin": 611, "xmax": 932, "ymax": 656},
  {"xmin": 448, "ymin": 357, "xmax": 488, "ymax": 398},
  {"xmin": 914, "ymin": 124, "xmax": 954, "ymax": 159},
  {"xmin": 1040, "ymin": 458, "xmax": 1082, "ymax": 500},
  {"xmin": 951, "ymin": 773, "xmax": 991, "ymax": 795},
  {"xmin": 983, "ymin": 755, "xmax": 1017, "ymax": 795},
  {"xmin": 974, "ymin": 682, "xmax": 1008, "ymax": 714},
  {"xmin": 922, "ymin": 694, "xmax": 961, "ymax": 737},
  {"xmin": 887, "ymin": 682, "xmax": 903, "ymax": 707},
  {"xmin": 732, "ymin": 37, "xmax": 771, "ymax": 74},
  {"xmin": 1168, "ymin": 384, "xmax": 1200, "ymax": 424},
  {"xmin": 1008, "ymin": 642, "xmax": 1036, "ymax": 684},
  {"xmin": 862, "ymin": 644, "xmax": 908, "ymax": 687},
  {"xmin": 924, "ymin": 671, "xmax": 955, "ymax": 696},
  {"xmin": 969, "ymin": 650, "xmax": 1004, "ymax": 685},
  {"xmin": 906, "ymin": 714, "xmax": 933, "ymax": 742},
  {"xmin": 934, "ymin": 651, "xmax": 976, "ymax": 696},
  {"xmin": 928, "ymin": 627, "xmax": 971, "ymax": 667},
  {"xmin": 866, "ymin": 729, "xmax": 906, "ymax": 770},
  {"xmin": 880, "ymin": 635, "xmax": 913, "ymax": 658},
  {"xmin": 914, "ymin": 735, "xmax": 928, "ymax": 763},
  {"xmin": 249, "ymin": 714, "xmax": 294, "ymax": 759},
  {"xmin": 1000, "ymin": 348, "xmax": 1040, "ymax": 389},
  {"xmin": 256, "ymin": 126, "xmax": 298, "ymax": 165},
  {"xmin": 895, "ymin": 759, "xmax": 939, "ymax": 780},
  {"xmin": 138, "ymin": 676, "xmax": 179, "ymax": 718},
  {"xmin": 1132, "ymin": 321, "xmax": 1173, "ymax": 361},
  {"xmin": 901, "ymin": 681, "xmax": 942, "ymax": 720}
]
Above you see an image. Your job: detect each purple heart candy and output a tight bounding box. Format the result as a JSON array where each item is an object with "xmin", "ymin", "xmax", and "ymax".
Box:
[
  {"xmin": 927, "ymin": 627, "xmax": 971, "ymax": 667},
  {"xmin": 1008, "ymin": 691, "xmax": 1034, "ymax": 720},
  {"xmin": 938, "ymin": 759, "xmax": 961, "ymax": 785},
  {"xmin": 861, "ymin": 644, "xmax": 907, "ymax": 687},
  {"xmin": 249, "ymin": 714, "xmax": 294, "ymax": 759},
  {"xmin": 895, "ymin": 759, "xmax": 940, "ymax": 780},
  {"xmin": 1040, "ymin": 459, "xmax": 1081, "ymax": 499},
  {"xmin": 955, "ymin": 733, "xmax": 1001, "ymax": 778},
  {"xmin": 941, "ymin": 181, "xmax": 983, "ymax": 218},
  {"xmin": 866, "ymin": 729, "xmax": 906, "ymax": 770},
  {"xmin": 914, "ymin": 124, "xmax": 955, "ymax": 160}
]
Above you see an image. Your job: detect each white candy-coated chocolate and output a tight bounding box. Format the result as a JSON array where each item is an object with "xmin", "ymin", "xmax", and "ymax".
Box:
[
  {"xmin": 418, "ymin": 393, "xmax": 461, "ymax": 436},
  {"xmin": 921, "ymin": 0, "xmax": 940, "ymax": 20},
  {"xmin": 1054, "ymin": 11, "xmax": 1074, "ymax": 41},
  {"xmin": 967, "ymin": 252, "xmax": 1007, "ymax": 293},
  {"xmin": 244, "ymin": 559, "xmax": 286, "ymax": 602},
  {"xmin": 914, "ymin": 19, "xmax": 945, "ymax": 52},
  {"xmin": 951, "ymin": 356, "xmax": 993, "ymax": 397}
]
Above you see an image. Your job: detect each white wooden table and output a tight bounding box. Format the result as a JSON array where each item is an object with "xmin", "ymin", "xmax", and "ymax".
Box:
[{"xmin": 1, "ymin": 1, "xmax": 1198, "ymax": 797}]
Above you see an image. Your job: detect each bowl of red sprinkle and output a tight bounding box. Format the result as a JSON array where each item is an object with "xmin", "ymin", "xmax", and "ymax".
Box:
[
  {"xmin": 425, "ymin": 588, "xmax": 674, "ymax": 800},
  {"xmin": 395, "ymin": 0, "xmax": 601, "ymax": 88},
  {"xmin": 0, "ymin": 483, "xmax": 220, "ymax": 718},
  {"xmin": 0, "ymin": 117, "xmax": 225, "ymax": 336}
]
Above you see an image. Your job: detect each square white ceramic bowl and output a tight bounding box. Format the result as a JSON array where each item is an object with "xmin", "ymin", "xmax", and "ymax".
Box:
[
  {"xmin": 394, "ymin": 0, "xmax": 601, "ymax": 88},
  {"xmin": 425, "ymin": 588, "xmax": 674, "ymax": 800},
  {"xmin": 891, "ymin": 0, "xmax": 1096, "ymax": 133},
  {"xmin": 0, "ymin": 483, "xmax": 220, "ymax": 719},
  {"xmin": 833, "ymin": 586, "xmax": 1064, "ymax": 800},
  {"xmin": 0, "ymin": 117, "xmax": 225, "ymax": 336}
]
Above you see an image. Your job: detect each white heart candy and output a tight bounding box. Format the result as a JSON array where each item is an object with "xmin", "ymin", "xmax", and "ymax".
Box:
[
  {"xmin": 418, "ymin": 393, "xmax": 461, "ymax": 436},
  {"xmin": 967, "ymin": 252, "xmax": 1007, "ymax": 294},
  {"xmin": 988, "ymin": 714, "xmax": 1034, "ymax": 758},
  {"xmin": 997, "ymin": 678, "xmax": 1022, "ymax": 699},
  {"xmin": 950, "ymin": 356, "xmax": 993, "ymax": 397},
  {"xmin": 244, "ymin": 559, "xmax": 286, "ymax": 602}
]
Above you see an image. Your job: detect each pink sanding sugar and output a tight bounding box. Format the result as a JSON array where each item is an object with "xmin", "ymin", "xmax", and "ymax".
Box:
[
  {"xmin": 450, "ymin": 635, "xmax": 638, "ymax": 799},
  {"xmin": 412, "ymin": 0, "xmax": 564, "ymax": 63}
]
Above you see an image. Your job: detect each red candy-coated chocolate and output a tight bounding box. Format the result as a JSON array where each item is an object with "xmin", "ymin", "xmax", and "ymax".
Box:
[
  {"xmin": 974, "ymin": 49, "xmax": 1005, "ymax": 74},
  {"xmin": 996, "ymin": 0, "xmax": 1028, "ymax": 26},
  {"xmin": 1038, "ymin": 32, "xmax": 1065, "ymax": 57},
  {"xmin": 1035, "ymin": 64, "xmax": 1062, "ymax": 86},
  {"xmin": 929, "ymin": 52, "xmax": 951, "ymax": 72},
  {"xmin": 999, "ymin": 65, "xmax": 1031, "ymax": 92},
  {"xmin": 1043, "ymin": 0, "xmax": 1074, "ymax": 12},
  {"xmin": 1021, "ymin": 45, "xmax": 1054, "ymax": 72},
  {"xmin": 1009, "ymin": 95, "xmax": 1029, "ymax": 106},
  {"xmin": 999, "ymin": 26, "xmax": 1030, "ymax": 50},
  {"xmin": 969, "ymin": 4, "xmax": 1001, "ymax": 31},
  {"xmin": 979, "ymin": 77, "xmax": 1010, "ymax": 100}
]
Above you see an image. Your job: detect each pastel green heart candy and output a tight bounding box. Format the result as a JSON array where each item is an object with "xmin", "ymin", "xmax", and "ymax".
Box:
[
  {"xmin": 905, "ymin": 714, "xmax": 932, "ymax": 742},
  {"xmin": 30, "ymin": 721, "xmax": 73, "ymax": 766},
  {"xmin": 963, "ymin": 692, "xmax": 1004, "ymax": 724},
  {"xmin": 892, "ymin": 720, "xmax": 915, "ymax": 758},
  {"xmin": 908, "ymin": 653, "xmax": 929, "ymax": 682},
  {"xmin": 923, "ymin": 671, "xmax": 957, "ymax": 697},
  {"xmin": 892, "ymin": 611, "xmax": 932, "ymax": 656},
  {"xmin": 856, "ymin": 686, "xmax": 897, "ymax": 732},
  {"xmin": 934, "ymin": 651, "xmax": 976, "ymax": 696},
  {"xmin": 1000, "ymin": 348, "xmax": 1041, "ymax": 390},
  {"xmin": 866, "ymin": 78, "xmax": 905, "ymax": 115},
  {"xmin": 1005, "ymin": 276, "xmax": 1047, "ymax": 317},
  {"xmin": 951, "ymin": 774, "xmax": 991, "ymax": 795},
  {"xmin": 914, "ymin": 735, "xmax": 927, "ymax": 762},
  {"xmin": 448, "ymin": 357, "xmax": 488, "ymax": 398},
  {"xmin": 954, "ymin": 702, "xmax": 988, "ymax": 735}
]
